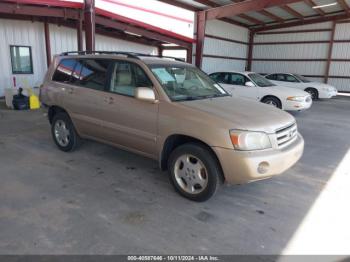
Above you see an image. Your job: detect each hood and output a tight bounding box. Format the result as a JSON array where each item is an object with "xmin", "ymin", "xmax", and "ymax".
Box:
[
  {"xmin": 265, "ymin": 85, "xmax": 310, "ymax": 97},
  {"xmin": 179, "ymin": 96, "xmax": 295, "ymax": 134}
]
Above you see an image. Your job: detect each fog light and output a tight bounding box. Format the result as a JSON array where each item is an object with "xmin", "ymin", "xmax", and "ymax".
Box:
[{"xmin": 258, "ymin": 161, "xmax": 269, "ymax": 174}]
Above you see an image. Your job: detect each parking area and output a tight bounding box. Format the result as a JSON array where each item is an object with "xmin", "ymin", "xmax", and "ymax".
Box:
[{"xmin": 1, "ymin": 96, "xmax": 349, "ymax": 255}]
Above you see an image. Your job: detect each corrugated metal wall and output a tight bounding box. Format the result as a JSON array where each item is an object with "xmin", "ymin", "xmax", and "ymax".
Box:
[
  {"xmin": 0, "ymin": 19, "xmax": 158, "ymax": 97},
  {"xmin": 251, "ymin": 21, "xmax": 350, "ymax": 92},
  {"xmin": 0, "ymin": 19, "xmax": 47, "ymax": 96},
  {"xmin": 195, "ymin": 19, "xmax": 249, "ymax": 73}
]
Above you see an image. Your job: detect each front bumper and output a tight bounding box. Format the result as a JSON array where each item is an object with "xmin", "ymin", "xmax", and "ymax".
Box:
[
  {"xmin": 212, "ymin": 133, "xmax": 304, "ymax": 184},
  {"xmin": 284, "ymin": 98, "xmax": 312, "ymax": 111},
  {"xmin": 319, "ymin": 90, "xmax": 338, "ymax": 99}
]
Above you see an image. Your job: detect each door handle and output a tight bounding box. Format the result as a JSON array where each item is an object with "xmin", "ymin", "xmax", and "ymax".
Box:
[{"xmin": 104, "ymin": 97, "xmax": 114, "ymax": 104}]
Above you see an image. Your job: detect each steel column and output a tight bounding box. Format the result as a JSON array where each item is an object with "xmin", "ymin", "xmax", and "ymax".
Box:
[
  {"xmin": 246, "ymin": 31, "xmax": 254, "ymax": 71},
  {"xmin": 325, "ymin": 21, "xmax": 336, "ymax": 84},
  {"xmin": 84, "ymin": 0, "xmax": 95, "ymax": 52},
  {"xmin": 77, "ymin": 11, "xmax": 83, "ymax": 51},
  {"xmin": 158, "ymin": 46, "xmax": 163, "ymax": 57},
  {"xmin": 44, "ymin": 21, "xmax": 51, "ymax": 67},
  {"xmin": 195, "ymin": 11, "xmax": 206, "ymax": 68},
  {"xmin": 187, "ymin": 45, "xmax": 193, "ymax": 64}
]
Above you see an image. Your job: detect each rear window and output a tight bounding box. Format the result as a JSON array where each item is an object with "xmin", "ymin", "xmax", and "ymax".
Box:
[{"xmin": 52, "ymin": 59, "xmax": 77, "ymax": 82}]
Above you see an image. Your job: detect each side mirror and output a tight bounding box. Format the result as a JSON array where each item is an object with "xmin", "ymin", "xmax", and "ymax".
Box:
[
  {"xmin": 245, "ymin": 81, "xmax": 255, "ymax": 87},
  {"xmin": 135, "ymin": 87, "xmax": 157, "ymax": 103}
]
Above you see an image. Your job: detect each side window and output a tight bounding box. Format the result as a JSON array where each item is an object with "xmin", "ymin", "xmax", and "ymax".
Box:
[
  {"xmin": 52, "ymin": 59, "xmax": 77, "ymax": 82},
  {"xmin": 110, "ymin": 61, "xmax": 152, "ymax": 97},
  {"xmin": 285, "ymin": 74, "xmax": 298, "ymax": 83},
  {"xmin": 76, "ymin": 59, "xmax": 111, "ymax": 91},
  {"xmin": 266, "ymin": 74, "xmax": 276, "ymax": 80},
  {"xmin": 209, "ymin": 73, "xmax": 220, "ymax": 82},
  {"xmin": 276, "ymin": 74, "xmax": 285, "ymax": 81},
  {"xmin": 230, "ymin": 73, "xmax": 247, "ymax": 86}
]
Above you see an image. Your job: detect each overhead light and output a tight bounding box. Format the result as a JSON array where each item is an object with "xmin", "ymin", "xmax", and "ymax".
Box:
[
  {"xmin": 312, "ymin": 2, "xmax": 337, "ymax": 9},
  {"xmin": 125, "ymin": 31, "xmax": 142, "ymax": 37}
]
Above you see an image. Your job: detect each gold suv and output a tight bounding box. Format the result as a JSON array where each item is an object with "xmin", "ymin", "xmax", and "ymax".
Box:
[{"xmin": 40, "ymin": 51, "xmax": 304, "ymax": 201}]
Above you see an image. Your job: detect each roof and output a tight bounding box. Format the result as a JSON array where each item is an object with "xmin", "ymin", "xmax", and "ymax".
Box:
[
  {"xmin": 0, "ymin": 0, "xmax": 194, "ymax": 48},
  {"xmin": 157, "ymin": 0, "xmax": 350, "ymax": 31}
]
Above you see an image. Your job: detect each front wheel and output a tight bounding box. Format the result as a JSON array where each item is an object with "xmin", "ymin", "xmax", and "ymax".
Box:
[
  {"xmin": 168, "ymin": 143, "xmax": 221, "ymax": 202},
  {"xmin": 305, "ymin": 88, "xmax": 318, "ymax": 100},
  {"xmin": 261, "ymin": 96, "xmax": 282, "ymax": 109}
]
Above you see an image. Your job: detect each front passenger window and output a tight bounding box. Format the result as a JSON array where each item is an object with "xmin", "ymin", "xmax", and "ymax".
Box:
[{"xmin": 110, "ymin": 62, "xmax": 152, "ymax": 97}]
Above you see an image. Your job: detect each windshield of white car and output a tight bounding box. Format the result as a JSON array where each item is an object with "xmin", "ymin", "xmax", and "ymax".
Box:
[
  {"xmin": 248, "ymin": 73, "xmax": 275, "ymax": 87},
  {"xmin": 294, "ymin": 74, "xmax": 311, "ymax": 83},
  {"xmin": 150, "ymin": 66, "xmax": 230, "ymax": 101}
]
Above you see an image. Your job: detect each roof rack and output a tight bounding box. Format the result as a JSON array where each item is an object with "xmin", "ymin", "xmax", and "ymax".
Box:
[{"xmin": 60, "ymin": 51, "xmax": 186, "ymax": 62}]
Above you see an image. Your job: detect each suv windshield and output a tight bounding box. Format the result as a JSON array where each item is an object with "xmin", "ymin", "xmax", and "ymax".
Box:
[
  {"xmin": 150, "ymin": 66, "xmax": 230, "ymax": 101},
  {"xmin": 294, "ymin": 74, "xmax": 311, "ymax": 83},
  {"xmin": 248, "ymin": 73, "xmax": 275, "ymax": 87}
]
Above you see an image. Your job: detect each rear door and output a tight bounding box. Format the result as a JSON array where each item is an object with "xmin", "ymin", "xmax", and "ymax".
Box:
[{"xmin": 61, "ymin": 58, "xmax": 113, "ymax": 139}]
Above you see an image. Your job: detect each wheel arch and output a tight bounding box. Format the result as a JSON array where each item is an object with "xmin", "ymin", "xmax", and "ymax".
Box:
[
  {"xmin": 48, "ymin": 105, "xmax": 69, "ymax": 124},
  {"xmin": 260, "ymin": 95, "xmax": 282, "ymax": 108},
  {"xmin": 160, "ymin": 134, "xmax": 225, "ymax": 182}
]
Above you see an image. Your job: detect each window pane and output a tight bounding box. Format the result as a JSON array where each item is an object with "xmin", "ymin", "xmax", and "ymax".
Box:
[
  {"xmin": 230, "ymin": 74, "xmax": 246, "ymax": 86},
  {"xmin": 10, "ymin": 46, "xmax": 33, "ymax": 74},
  {"xmin": 110, "ymin": 61, "xmax": 152, "ymax": 97},
  {"xmin": 286, "ymin": 75, "xmax": 298, "ymax": 82},
  {"xmin": 77, "ymin": 59, "xmax": 110, "ymax": 91},
  {"xmin": 52, "ymin": 59, "xmax": 77, "ymax": 82}
]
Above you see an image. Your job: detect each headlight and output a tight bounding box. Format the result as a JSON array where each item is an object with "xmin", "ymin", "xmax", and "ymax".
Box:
[
  {"xmin": 230, "ymin": 130, "xmax": 272, "ymax": 151},
  {"xmin": 287, "ymin": 96, "xmax": 305, "ymax": 102}
]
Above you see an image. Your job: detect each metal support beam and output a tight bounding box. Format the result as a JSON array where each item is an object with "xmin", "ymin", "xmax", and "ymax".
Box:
[
  {"xmin": 325, "ymin": 21, "xmax": 336, "ymax": 83},
  {"xmin": 187, "ymin": 46, "xmax": 193, "ymax": 64},
  {"xmin": 195, "ymin": 11, "xmax": 206, "ymax": 68},
  {"xmin": 246, "ymin": 31, "xmax": 254, "ymax": 71},
  {"xmin": 77, "ymin": 11, "xmax": 83, "ymax": 51},
  {"xmin": 44, "ymin": 21, "xmax": 51, "ymax": 67},
  {"xmin": 205, "ymin": 0, "xmax": 302, "ymax": 20},
  {"xmin": 158, "ymin": 46, "xmax": 163, "ymax": 57},
  {"xmin": 84, "ymin": 0, "xmax": 95, "ymax": 52}
]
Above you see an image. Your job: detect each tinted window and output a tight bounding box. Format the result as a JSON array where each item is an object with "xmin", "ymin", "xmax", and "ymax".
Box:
[
  {"xmin": 76, "ymin": 59, "xmax": 111, "ymax": 91},
  {"xmin": 285, "ymin": 74, "xmax": 299, "ymax": 82},
  {"xmin": 10, "ymin": 46, "xmax": 33, "ymax": 74},
  {"xmin": 266, "ymin": 74, "xmax": 276, "ymax": 80},
  {"xmin": 110, "ymin": 61, "xmax": 152, "ymax": 97},
  {"xmin": 230, "ymin": 73, "xmax": 248, "ymax": 86},
  {"xmin": 276, "ymin": 74, "xmax": 285, "ymax": 81},
  {"xmin": 52, "ymin": 59, "xmax": 77, "ymax": 82}
]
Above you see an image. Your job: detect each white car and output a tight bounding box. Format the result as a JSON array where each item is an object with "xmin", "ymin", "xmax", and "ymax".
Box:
[
  {"xmin": 265, "ymin": 73, "xmax": 338, "ymax": 100},
  {"xmin": 209, "ymin": 71, "xmax": 312, "ymax": 111}
]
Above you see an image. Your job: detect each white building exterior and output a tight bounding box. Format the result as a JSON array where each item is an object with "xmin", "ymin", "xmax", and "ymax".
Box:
[{"xmin": 0, "ymin": 19, "xmax": 158, "ymax": 97}]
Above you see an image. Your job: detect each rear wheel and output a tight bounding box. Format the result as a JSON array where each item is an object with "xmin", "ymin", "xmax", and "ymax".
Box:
[
  {"xmin": 305, "ymin": 88, "xmax": 318, "ymax": 100},
  {"xmin": 261, "ymin": 96, "xmax": 282, "ymax": 109},
  {"xmin": 168, "ymin": 143, "xmax": 221, "ymax": 202},
  {"xmin": 51, "ymin": 112, "xmax": 81, "ymax": 152}
]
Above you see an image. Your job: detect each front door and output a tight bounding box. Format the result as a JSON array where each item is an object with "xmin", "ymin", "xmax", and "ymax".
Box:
[
  {"xmin": 98, "ymin": 60, "xmax": 158, "ymax": 158},
  {"xmin": 227, "ymin": 73, "xmax": 259, "ymax": 101}
]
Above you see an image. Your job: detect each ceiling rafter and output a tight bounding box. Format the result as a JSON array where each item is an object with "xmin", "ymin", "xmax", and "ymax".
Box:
[
  {"xmin": 304, "ymin": 0, "xmax": 326, "ymax": 16},
  {"xmin": 205, "ymin": 0, "xmax": 304, "ymax": 20},
  {"xmin": 337, "ymin": 0, "xmax": 350, "ymax": 14},
  {"xmin": 231, "ymin": 0, "xmax": 285, "ymax": 23},
  {"xmin": 193, "ymin": 0, "xmax": 265, "ymax": 25},
  {"xmin": 280, "ymin": 4, "xmax": 304, "ymax": 19}
]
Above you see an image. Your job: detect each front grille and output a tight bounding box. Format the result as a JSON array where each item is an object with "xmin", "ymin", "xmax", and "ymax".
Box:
[{"xmin": 276, "ymin": 122, "xmax": 298, "ymax": 147}]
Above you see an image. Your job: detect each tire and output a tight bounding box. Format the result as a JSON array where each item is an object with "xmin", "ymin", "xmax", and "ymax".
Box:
[
  {"xmin": 305, "ymin": 88, "xmax": 318, "ymax": 100},
  {"xmin": 261, "ymin": 96, "xmax": 282, "ymax": 109},
  {"xmin": 51, "ymin": 112, "xmax": 81, "ymax": 152},
  {"xmin": 168, "ymin": 143, "xmax": 221, "ymax": 202}
]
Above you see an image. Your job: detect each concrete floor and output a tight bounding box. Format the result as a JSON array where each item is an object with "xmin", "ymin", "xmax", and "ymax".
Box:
[{"xmin": 0, "ymin": 96, "xmax": 349, "ymax": 255}]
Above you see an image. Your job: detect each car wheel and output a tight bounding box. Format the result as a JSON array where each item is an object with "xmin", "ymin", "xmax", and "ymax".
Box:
[
  {"xmin": 168, "ymin": 143, "xmax": 221, "ymax": 202},
  {"xmin": 261, "ymin": 96, "xmax": 282, "ymax": 109},
  {"xmin": 305, "ymin": 88, "xmax": 318, "ymax": 100},
  {"xmin": 51, "ymin": 112, "xmax": 81, "ymax": 152}
]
